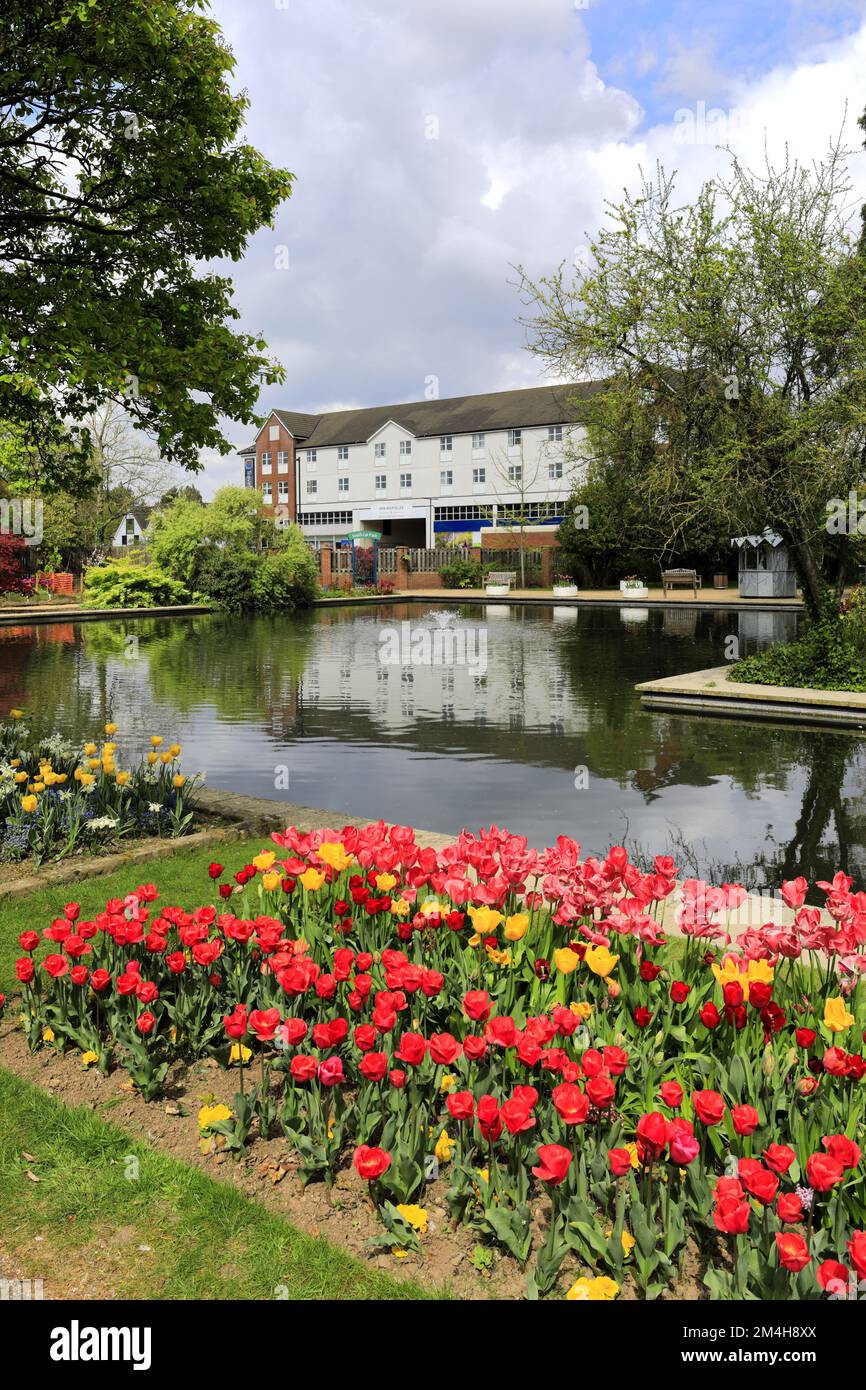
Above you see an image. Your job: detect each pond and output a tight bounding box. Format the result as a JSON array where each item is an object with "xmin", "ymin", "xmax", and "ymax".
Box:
[{"xmin": 3, "ymin": 600, "xmax": 865, "ymax": 888}]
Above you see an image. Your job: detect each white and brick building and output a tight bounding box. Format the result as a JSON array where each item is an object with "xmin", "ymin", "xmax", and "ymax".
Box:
[{"xmin": 239, "ymin": 383, "xmax": 601, "ymax": 547}]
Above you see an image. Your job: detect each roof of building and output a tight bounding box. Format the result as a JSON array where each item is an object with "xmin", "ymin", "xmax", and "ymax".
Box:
[{"xmin": 241, "ymin": 382, "xmax": 604, "ymax": 452}]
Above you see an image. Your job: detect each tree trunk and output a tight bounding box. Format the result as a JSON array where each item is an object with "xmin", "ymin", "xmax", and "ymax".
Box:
[{"xmin": 790, "ymin": 536, "xmax": 825, "ymax": 617}]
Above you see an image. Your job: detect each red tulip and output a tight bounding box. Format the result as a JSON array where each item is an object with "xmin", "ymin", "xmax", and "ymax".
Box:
[
  {"xmin": 532, "ymin": 1144, "xmax": 572, "ymax": 1186},
  {"xmin": 776, "ymin": 1232, "xmax": 810, "ymax": 1273}
]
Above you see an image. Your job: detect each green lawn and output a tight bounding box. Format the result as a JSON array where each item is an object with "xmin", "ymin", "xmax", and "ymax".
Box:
[
  {"xmin": 0, "ymin": 834, "xmax": 267, "ymax": 995},
  {"xmin": 0, "ymin": 1068, "xmax": 434, "ymax": 1300}
]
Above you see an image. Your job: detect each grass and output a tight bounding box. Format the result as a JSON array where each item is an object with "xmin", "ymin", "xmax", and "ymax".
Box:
[
  {"xmin": 0, "ymin": 1068, "xmax": 435, "ymax": 1300},
  {"xmin": 0, "ymin": 833, "xmax": 268, "ymax": 996}
]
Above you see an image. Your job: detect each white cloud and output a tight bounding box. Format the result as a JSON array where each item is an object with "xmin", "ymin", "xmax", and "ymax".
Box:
[{"xmin": 192, "ymin": 0, "xmax": 866, "ymax": 497}]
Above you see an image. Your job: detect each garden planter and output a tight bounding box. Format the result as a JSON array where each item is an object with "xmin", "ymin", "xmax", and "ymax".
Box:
[
  {"xmin": 485, "ymin": 583, "xmax": 511, "ymax": 596},
  {"xmin": 620, "ymin": 582, "xmax": 649, "ymax": 599},
  {"xmin": 552, "ymin": 584, "xmax": 578, "ymax": 598}
]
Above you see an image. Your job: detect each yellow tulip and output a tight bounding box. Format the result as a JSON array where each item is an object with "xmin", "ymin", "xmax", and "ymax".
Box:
[
  {"xmin": 9, "ymin": 708, "xmax": 23, "ymax": 719},
  {"xmin": 375, "ymin": 871, "xmax": 398, "ymax": 892},
  {"xmin": 160, "ymin": 751, "xmax": 172, "ymax": 764},
  {"xmin": 32, "ymin": 781, "xmax": 45, "ymax": 793},
  {"xmin": 253, "ymin": 851, "xmax": 276, "ymax": 872},
  {"xmin": 824, "ymin": 996, "xmax": 855, "ymax": 1033},
  {"xmin": 504, "ymin": 913, "xmax": 529, "ymax": 941},
  {"xmin": 228, "ymin": 1043, "xmax": 252, "ymax": 1065},
  {"xmin": 317, "ymin": 841, "xmax": 353, "ymax": 873},
  {"xmin": 80, "ymin": 773, "xmax": 95, "ymax": 787},
  {"xmin": 395, "ymin": 1204, "xmax": 428, "ymax": 1234},
  {"xmin": 147, "ymin": 751, "xmax": 158, "ymax": 765},
  {"xmin": 566, "ymin": 1276, "xmax": 620, "ymax": 1301},
  {"xmin": 390, "ymin": 897, "xmax": 411, "ymax": 918},
  {"xmin": 434, "ymin": 1130, "xmax": 456, "ymax": 1164},
  {"xmin": 585, "ymin": 944, "xmax": 619, "ymax": 978},
  {"xmin": 466, "ymin": 905, "xmax": 504, "ymax": 935},
  {"xmin": 150, "ymin": 736, "xmax": 164, "ymax": 748},
  {"xmin": 21, "ymin": 794, "xmax": 38, "ymax": 813},
  {"xmin": 115, "ymin": 771, "xmax": 130, "ymax": 786},
  {"xmin": 104, "ymin": 722, "xmax": 117, "ymax": 735},
  {"xmin": 169, "ymin": 743, "xmax": 181, "ymax": 757},
  {"xmin": 13, "ymin": 771, "xmax": 27, "ymax": 783},
  {"xmin": 299, "ymin": 867, "xmax": 325, "ymax": 892},
  {"xmin": 554, "ymin": 947, "xmax": 580, "ymax": 974},
  {"xmin": 261, "ymin": 871, "xmax": 281, "ymax": 892},
  {"xmin": 83, "ymin": 743, "xmax": 97, "ymax": 756},
  {"xmin": 87, "ymin": 758, "xmax": 100, "ymax": 770},
  {"xmin": 571, "ymin": 1001, "xmax": 592, "ymax": 1020},
  {"xmin": 198, "ymin": 1103, "xmax": 233, "ymax": 1130},
  {"xmin": 172, "ymin": 773, "xmax": 186, "ymax": 789}
]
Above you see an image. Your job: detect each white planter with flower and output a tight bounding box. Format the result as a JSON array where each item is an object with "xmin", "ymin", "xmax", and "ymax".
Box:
[
  {"xmin": 552, "ymin": 583, "xmax": 578, "ymax": 598},
  {"xmin": 620, "ymin": 577, "xmax": 649, "ymax": 599}
]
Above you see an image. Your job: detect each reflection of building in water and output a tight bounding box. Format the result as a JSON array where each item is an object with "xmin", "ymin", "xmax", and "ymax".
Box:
[
  {"xmin": 737, "ymin": 609, "xmax": 797, "ymax": 657},
  {"xmin": 298, "ymin": 613, "xmax": 589, "ymax": 737}
]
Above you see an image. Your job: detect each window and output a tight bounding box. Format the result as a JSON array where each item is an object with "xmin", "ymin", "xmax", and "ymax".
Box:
[
  {"xmin": 277, "ymin": 451, "xmax": 289, "ymax": 472},
  {"xmin": 337, "ymin": 446, "xmax": 349, "ymax": 462},
  {"xmin": 548, "ymin": 424, "xmax": 563, "ymax": 442},
  {"xmin": 472, "ymin": 432, "xmax": 485, "ymax": 450},
  {"xmin": 400, "ymin": 472, "xmax": 412, "ymax": 491},
  {"xmin": 278, "ymin": 480, "xmax": 289, "ymax": 501},
  {"xmin": 434, "ymin": 504, "xmax": 494, "ymax": 522},
  {"xmin": 472, "ymin": 467, "xmax": 486, "ymax": 486},
  {"xmin": 125, "ymin": 516, "xmax": 136, "ymax": 533},
  {"xmin": 375, "ymin": 474, "xmax": 387, "ymax": 491},
  {"xmin": 508, "ymin": 464, "xmax": 522, "ymax": 483},
  {"xmin": 440, "ymin": 434, "xmax": 453, "ymax": 453},
  {"xmin": 269, "ymin": 424, "xmax": 280, "ymax": 441},
  {"xmin": 306, "ymin": 479, "xmax": 317, "ymax": 496},
  {"xmin": 262, "ymin": 483, "xmax": 272, "ymax": 502},
  {"xmin": 399, "ymin": 439, "xmax": 412, "ymax": 456},
  {"xmin": 261, "ymin": 451, "xmax": 272, "ymax": 473},
  {"xmin": 338, "ymin": 476, "xmax": 349, "ymax": 493},
  {"xmin": 306, "ymin": 448, "xmax": 317, "ymax": 463},
  {"xmin": 440, "ymin": 469, "xmax": 453, "ymax": 491},
  {"xmin": 374, "ymin": 441, "xmax": 386, "ymax": 459},
  {"xmin": 508, "ymin": 429, "xmax": 521, "ymax": 448},
  {"xmin": 549, "ymin": 461, "xmax": 563, "ymax": 480},
  {"xmin": 297, "ymin": 509, "xmax": 353, "ymax": 526}
]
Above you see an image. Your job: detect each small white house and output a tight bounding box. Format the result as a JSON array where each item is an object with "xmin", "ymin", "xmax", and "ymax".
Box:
[{"xmin": 112, "ymin": 510, "xmax": 149, "ymax": 549}]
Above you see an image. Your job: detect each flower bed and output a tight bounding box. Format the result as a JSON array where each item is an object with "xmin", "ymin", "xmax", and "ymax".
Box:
[
  {"xmin": 7, "ymin": 825, "xmax": 865, "ymax": 1300},
  {"xmin": 0, "ymin": 710, "xmax": 203, "ymax": 864}
]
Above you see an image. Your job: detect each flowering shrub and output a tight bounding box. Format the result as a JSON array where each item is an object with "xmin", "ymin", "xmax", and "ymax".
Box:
[
  {"xmin": 12, "ymin": 825, "xmax": 866, "ymax": 1299},
  {"xmin": 0, "ymin": 710, "xmax": 203, "ymax": 863}
]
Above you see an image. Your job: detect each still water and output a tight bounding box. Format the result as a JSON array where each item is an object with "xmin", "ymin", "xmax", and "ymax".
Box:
[{"xmin": 3, "ymin": 601, "xmax": 864, "ymax": 887}]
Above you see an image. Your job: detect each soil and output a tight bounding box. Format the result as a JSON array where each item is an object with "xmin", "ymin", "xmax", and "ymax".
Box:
[{"xmin": 0, "ymin": 1018, "xmax": 710, "ymax": 1301}]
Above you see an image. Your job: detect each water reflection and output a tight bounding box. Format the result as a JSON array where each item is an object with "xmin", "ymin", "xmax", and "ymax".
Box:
[{"xmin": 4, "ymin": 602, "xmax": 864, "ymax": 889}]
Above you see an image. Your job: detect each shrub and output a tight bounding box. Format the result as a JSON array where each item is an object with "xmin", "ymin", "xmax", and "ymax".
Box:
[
  {"xmin": 196, "ymin": 546, "xmax": 258, "ymax": 613},
  {"xmin": 82, "ymin": 560, "xmax": 190, "ymax": 609},
  {"xmin": 439, "ymin": 557, "xmax": 483, "ymax": 589},
  {"xmin": 0, "ymin": 533, "xmax": 27, "ymax": 593},
  {"xmin": 250, "ymin": 529, "xmax": 318, "ymax": 612},
  {"xmin": 732, "ymin": 590, "xmax": 866, "ymax": 692}
]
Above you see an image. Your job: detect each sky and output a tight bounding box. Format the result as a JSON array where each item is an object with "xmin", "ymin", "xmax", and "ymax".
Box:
[{"xmin": 197, "ymin": 0, "xmax": 866, "ymax": 494}]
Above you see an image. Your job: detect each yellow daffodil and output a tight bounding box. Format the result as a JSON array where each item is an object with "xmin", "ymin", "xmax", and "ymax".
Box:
[
  {"xmin": 300, "ymin": 867, "xmax": 325, "ymax": 892},
  {"xmin": 253, "ymin": 851, "xmax": 276, "ymax": 872},
  {"xmin": 566, "ymin": 1276, "xmax": 620, "ymax": 1301},
  {"xmin": 434, "ymin": 1130, "xmax": 456, "ymax": 1164},
  {"xmin": 228, "ymin": 1043, "xmax": 252, "ymax": 1065},
  {"xmin": 585, "ymin": 944, "xmax": 619, "ymax": 978},
  {"xmin": 395, "ymin": 1204, "xmax": 428, "ymax": 1234},
  {"xmin": 262, "ymin": 870, "xmax": 282, "ymax": 892},
  {"xmin": 554, "ymin": 947, "xmax": 580, "ymax": 974},
  {"xmin": 317, "ymin": 841, "xmax": 353, "ymax": 873},
  {"xmin": 825, "ymin": 996, "xmax": 855, "ymax": 1033},
  {"xmin": 198, "ymin": 1103, "xmax": 233, "ymax": 1130},
  {"xmin": 21, "ymin": 794, "xmax": 38, "ymax": 813},
  {"xmin": 467, "ymin": 905, "xmax": 503, "ymax": 935},
  {"xmin": 504, "ymin": 913, "xmax": 529, "ymax": 941}
]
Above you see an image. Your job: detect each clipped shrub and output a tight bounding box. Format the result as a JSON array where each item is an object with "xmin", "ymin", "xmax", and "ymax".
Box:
[
  {"xmin": 439, "ymin": 557, "xmax": 483, "ymax": 589},
  {"xmin": 82, "ymin": 560, "xmax": 190, "ymax": 609}
]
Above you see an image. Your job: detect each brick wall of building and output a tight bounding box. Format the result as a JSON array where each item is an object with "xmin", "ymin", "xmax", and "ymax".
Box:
[{"xmin": 255, "ymin": 416, "xmax": 298, "ymax": 523}]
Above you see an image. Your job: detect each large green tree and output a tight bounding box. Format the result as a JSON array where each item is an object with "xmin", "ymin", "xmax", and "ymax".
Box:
[
  {"xmin": 0, "ymin": 0, "xmax": 292, "ymax": 488},
  {"xmin": 519, "ymin": 139, "xmax": 866, "ymax": 613}
]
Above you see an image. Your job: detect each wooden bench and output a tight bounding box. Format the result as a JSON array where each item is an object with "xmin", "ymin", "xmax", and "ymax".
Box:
[
  {"xmin": 662, "ymin": 568, "xmax": 702, "ymax": 596},
  {"xmin": 486, "ymin": 571, "xmax": 517, "ymax": 590}
]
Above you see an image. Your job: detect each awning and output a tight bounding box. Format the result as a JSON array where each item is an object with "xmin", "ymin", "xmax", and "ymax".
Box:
[{"xmin": 731, "ymin": 529, "xmax": 785, "ymax": 549}]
